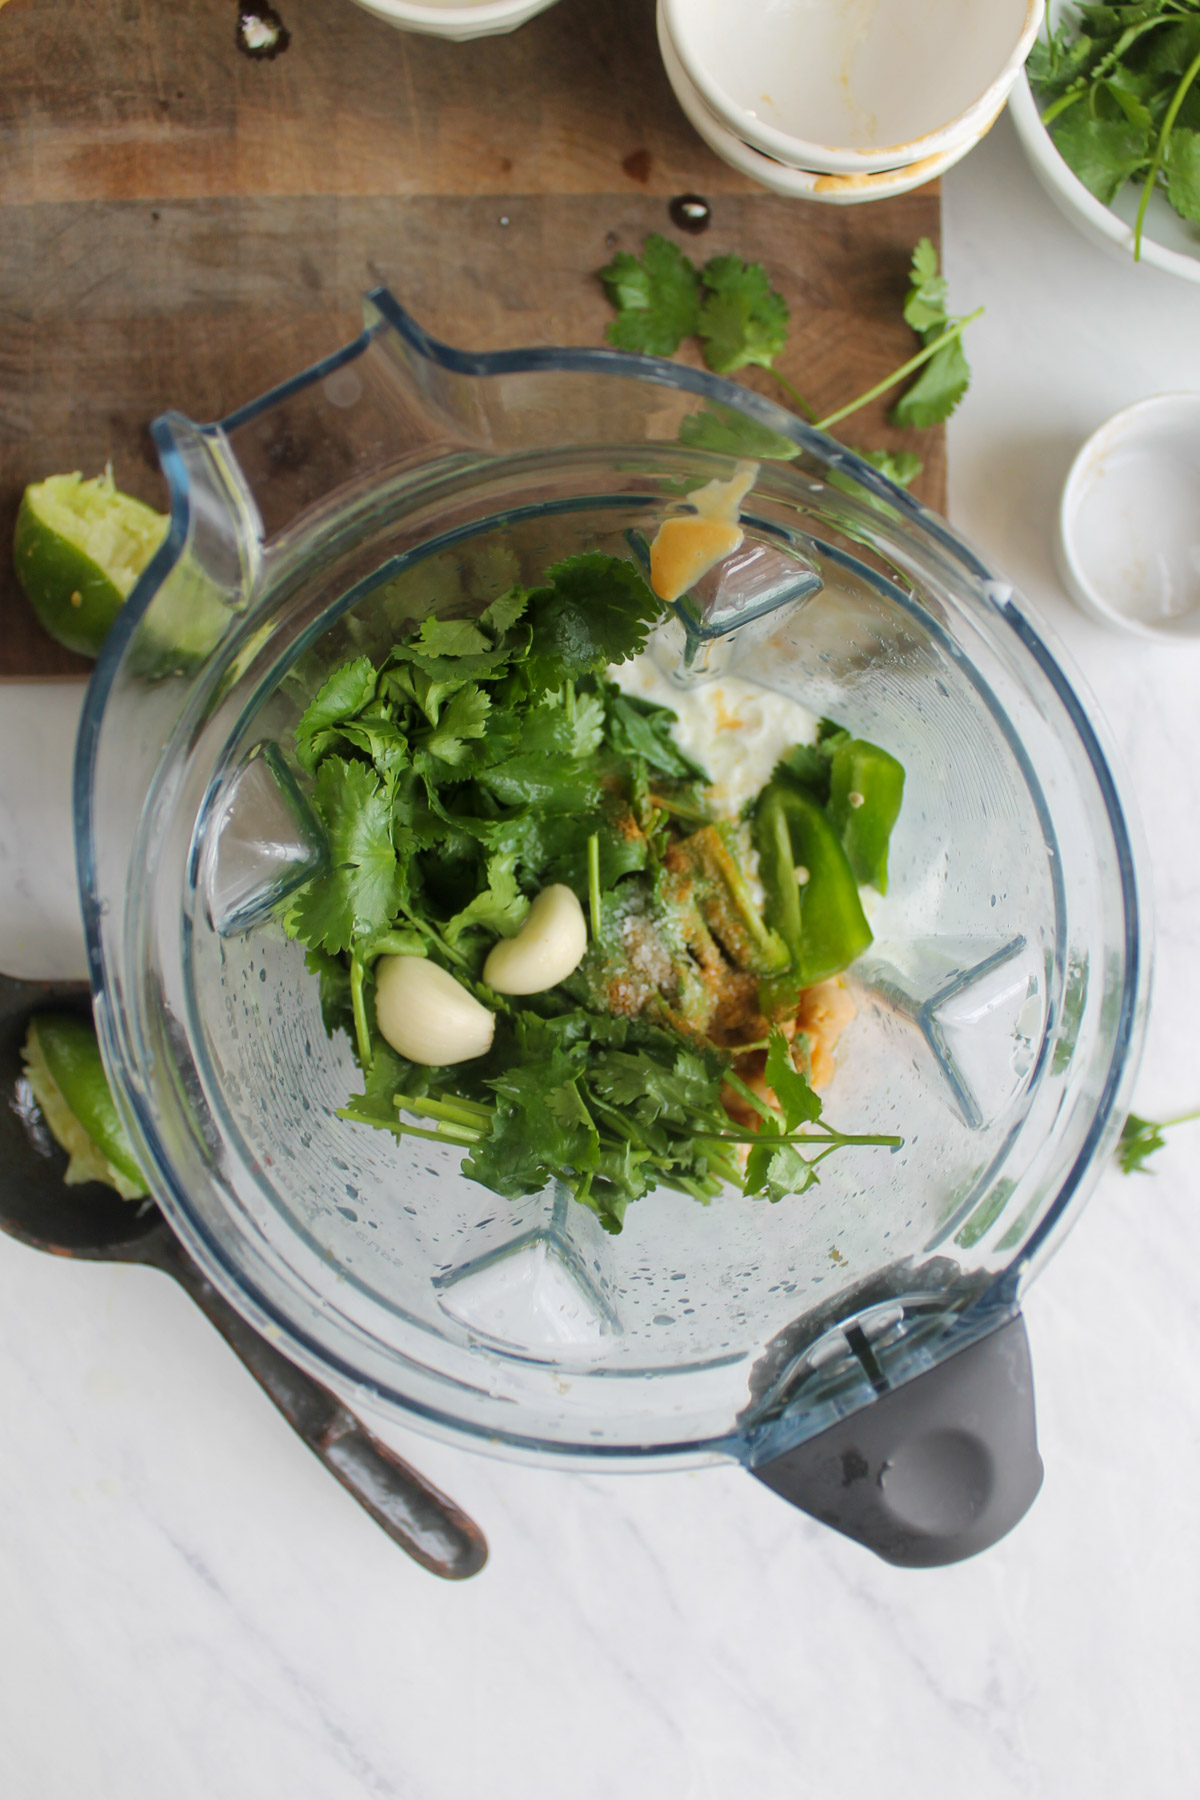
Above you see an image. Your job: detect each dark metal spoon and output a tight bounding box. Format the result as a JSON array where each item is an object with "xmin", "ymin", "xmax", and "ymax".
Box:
[{"xmin": 0, "ymin": 972, "xmax": 487, "ymax": 1580}]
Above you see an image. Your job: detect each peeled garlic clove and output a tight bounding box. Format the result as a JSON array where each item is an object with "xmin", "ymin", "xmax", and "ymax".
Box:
[
  {"xmin": 483, "ymin": 884, "xmax": 588, "ymax": 996},
  {"xmin": 374, "ymin": 955, "xmax": 495, "ymax": 1066}
]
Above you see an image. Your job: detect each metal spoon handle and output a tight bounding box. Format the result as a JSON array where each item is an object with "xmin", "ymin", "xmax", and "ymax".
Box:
[{"xmin": 156, "ymin": 1234, "xmax": 488, "ymax": 1579}]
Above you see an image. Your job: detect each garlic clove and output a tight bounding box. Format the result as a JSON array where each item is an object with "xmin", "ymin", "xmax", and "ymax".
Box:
[
  {"xmin": 374, "ymin": 955, "xmax": 495, "ymax": 1066},
  {"xmin": 483, "ymin": 884, "xmax": 588, "ymax": 996}
]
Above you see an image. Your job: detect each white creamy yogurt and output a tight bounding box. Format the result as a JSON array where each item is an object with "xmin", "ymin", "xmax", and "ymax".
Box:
[{"xmin": 610, "ymin": 655, "xmax": 820, "ymax": 819}]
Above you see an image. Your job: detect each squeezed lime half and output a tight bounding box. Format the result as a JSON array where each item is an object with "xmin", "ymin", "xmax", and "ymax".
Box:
[
  {"xmin": 13, "ymin": 470, "xmax": 168, "ymax": 657},
  {"xmin": 21, "ymin": 1013, "xmax": 148, "ymax": 1200}
]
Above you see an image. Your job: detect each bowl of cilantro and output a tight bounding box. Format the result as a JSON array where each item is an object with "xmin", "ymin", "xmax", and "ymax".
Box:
[
  {"xmin": 73, "ymin": 290, "xmax": 1147, "ymax": 1564},
  {"xmin": 1012, "ymin": 0, "xmax": 1200, "ymax": 281}
]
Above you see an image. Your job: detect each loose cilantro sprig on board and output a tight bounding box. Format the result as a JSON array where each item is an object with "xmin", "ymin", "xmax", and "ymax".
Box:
[
  {"xmin": 1029, "ymin": 1, "xmax": 1200, "ymax": 259},
  {"xmin": 598, "ymin": 233, "xmax": 982, "ymax": 468},
  {"xmin": 286, "ymin": 554, "xmax": 901, "ymax": 1232}
]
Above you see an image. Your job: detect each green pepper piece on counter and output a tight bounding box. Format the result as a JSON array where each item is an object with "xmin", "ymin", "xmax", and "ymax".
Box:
[
  {"xmin": 753, "ymin": 783, "xmax": 873, "ymax": 990},
  {"xmin": 827, "ymin": 737, "xmax": 906, "ymax": 894}
]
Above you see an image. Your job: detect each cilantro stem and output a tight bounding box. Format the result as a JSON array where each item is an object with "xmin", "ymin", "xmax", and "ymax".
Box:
[
  {"xmin": 587, "ymin": 832, "xmax": 602, "ymax": 940},
  {"xmin": 694, "ymin": 1128, "xmax": 902, "ymax": 1149},
  {"xmin": 588, "ymin": 1093, "xmax": 645, "ymax": 1146},
  {"xmin": 656, "ymin": 1172, "xmax": 719, "ymax": 1204},
  {"xmin": 394, "ymin": 1091, "xmax": 493, "ymax": 1131},
  {"xmin": 647, "ymin": 791, "xmax": 712, "ymax": 823},
  {"xmin": 1133, "ymin": 42, "xmax": 1200, "ymax": 259},
  {"xmin": 364, "ymin": 929, "xmax": 425, "ymax": 960},
  {"xmin": 565, "ymin": 678, "xmax": 576, "ymax": 725},
  {"xmin": 768, "ymin": 368, "xmax": 819, "ymax": 424},
  {"xmin": 1039, "ymin": 88, "xmax": 1085, "ymax": 129},
  {"xmin": 399, "ymin": 906, "xmax": 472, "ymax": 972},
  {"xmin": 700, "ymin": 1146, "xmax": 745, "ymax": 1186},
  {"xmin": 336, "ymin": 1107, "xmax": 480, "ymax": 1149},
  {"xmin": 349, "ymin": 955, "xmax": 372, "ymax": 1071},
  {"xmin": 814, "ymin": 310, "xmax": 984, "ymax": 431},
  {"xmin": 722, "ymin": 1069, "xmax": 777, "ymax": 1125}
]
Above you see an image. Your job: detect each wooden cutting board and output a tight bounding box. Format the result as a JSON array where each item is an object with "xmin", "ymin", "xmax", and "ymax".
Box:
[{"xmin": 0, "ymin": 0, "xmax": 945, "ymax": 678}]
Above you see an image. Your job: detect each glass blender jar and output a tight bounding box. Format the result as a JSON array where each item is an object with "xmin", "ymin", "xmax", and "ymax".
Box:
[{"xmin": 76, "ymin": 292, "xmax": 1147, "ymax": 1565}]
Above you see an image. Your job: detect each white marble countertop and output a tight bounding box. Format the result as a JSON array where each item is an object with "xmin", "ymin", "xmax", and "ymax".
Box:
[{"xmin": 3, "ymin": 112, "xmax": 1199, "ymax": 1800}]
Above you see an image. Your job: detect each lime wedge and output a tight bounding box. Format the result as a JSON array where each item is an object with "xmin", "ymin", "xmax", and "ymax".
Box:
[
  {"xmin": 21, "ymin": 1013, "xmax": 148, "ymax": 1200},
  {"xmin": 13, "ymin": 470, "xmax": 168, "ymax": 658}
]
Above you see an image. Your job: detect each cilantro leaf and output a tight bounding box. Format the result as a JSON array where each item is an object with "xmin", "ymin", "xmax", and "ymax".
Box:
[
  {"xmin": 337, "ymin": 715, "xmax": 410, "ymax": 782},
  {"xmin": 478, "ymin": 587, "xmax": 528, "ymax": 639},
  {"xmin": 589, "ymin": 1047, "xmax": 724, "ymax": 1126},
  {"xmin": 599, "ymin": 234, "xmax": 702, "ymax": 357},
  {"xmin": 891, "ymin": 333, "xmax": 972, "ymax": 430},
  {"xmin": 1028, "ymin": 23, "xmax": 1097, "ymax": 96},
  {"xmin": 697, "ymin": 254, "xmax": 790, "ymax": 374},
  {"xmin": 678, "ymin": 408, "xmax": 801, "ymax": 460},
  {"xmin": 1117, "ymin": 1112, "xmax": 1168, "ymax": 1173},
  {"xmin": 415, "ymin": 617, "xmax": 492, "ymax": 659},
  {"xmin": 475, "ymin": 754, "xmax": 605, "ymax": 814},
  {"xmin": 1051, "ymin": 113, "xmax": 1150, "ymax": 203},
  {"xmin": 902, "ymin": 237, "xmax": 949, "ymax": 333},
  {"xmin": 1165, "ymin": 125, "xmax": 1200, "ymax": 218},
  {"xmin": 764, "ymin": 1029, "xmax": 822, "ymax": 1130},
  {"xmin": 773, "ymin": 739, "xmax": 835, "ymax": 802},
  {"xmin": 887, "ymin": 239, "xmax": 976, "ymax": 430},
  {"xmin": 739, "ymin": 1031, "xmax": 824, "ymax": 1201},
  {"xmin": 853, "ymin": 447, "xmax": 923, "ymax": 489},
  {"xmin": 343, "ymin": 1040, "xmax": 428, "ymax": 1126},
  {"xmin": 444, "ymin": 852, "xmax": 530, "ymax": 948},
  {"xmin": 417, "ymin": 683, "xmax": 491, "ymax": 770},
  {"xmin": 743, "ymin": 1138, "xmax": 821, "ymax": 1204},
  {"xmin": 1117, "ymin": 1106, "xmax": 1200, "ymax": 1173},
  {"xmin": 290, "ymin": 758, "xmax": 404, "ymax": 954},
  {"xmin": 296, "ymin": 655, "xmax": 377, "ymax": 774},
  {"xmin": 605, "ymin": 690, "xmax": 710, "ymax": 781},
  {"xmin": 513, "ymin": 689, "xmax": 606, "ymax": 760},
  {"xmin": 464, "ymin": 1060, "xmax": 599, "ymax": 1199},
  {"xmin": 525, "ymin": 554, "xmax": 661, "ymax": 687},
  {"xmin": 305, "ymin": 947, "xmax": 354, "ymax": 1036}
]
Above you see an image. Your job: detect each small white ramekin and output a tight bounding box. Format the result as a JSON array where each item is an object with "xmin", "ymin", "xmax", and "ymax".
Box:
[
  {"xmin": 658, "ymin": 7, "xmax": 994, "ymax": 204},
  {"xmin": 1057, "ymin": 395, "xmax": 1200, "ymax": 640},
  {"xmin": 662, "ymin": 0, "xmax": 1042, "ymax": 176},
  {"xmin": 346, "ymin": 0, "xmax": 560, "ymax": 41}
]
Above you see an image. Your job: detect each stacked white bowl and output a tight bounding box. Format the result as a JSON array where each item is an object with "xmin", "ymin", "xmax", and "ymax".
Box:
[
  {"xmin": 346, "ymin": 0, "xmax": 561, "ymax": 41},
  {"xmin": 658, "ymin": 0, "xmax": 1045, "ymax": 203}
]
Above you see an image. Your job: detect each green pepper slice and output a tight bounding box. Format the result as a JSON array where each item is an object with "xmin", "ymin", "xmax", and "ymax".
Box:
[
  {"xmin": 753, "ymin": 783, "xmax": 873, "ymax": 989},
  {"xmin": 827, "ymin": 738, "xmax": 905, "ymax": 894}
]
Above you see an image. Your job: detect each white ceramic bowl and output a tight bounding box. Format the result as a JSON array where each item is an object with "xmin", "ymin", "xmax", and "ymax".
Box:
[
  {"xmin": 346, "ymin": 0, "xmax": 559, "ymax": 41},
  {"xmin": 663, "ymin": 0, "xmax": 1042, "ymax": 175},
  {"xmin": 658, "ymin": 7, "xmax": 993, "ymax": 204},
  {"xmin": 1057, "ymin": 394, "xmax": 1200, "ymax": 640},
  {"xmin": 1010, "ymin": 1, "xmax": 1200, "ymax": 285}
]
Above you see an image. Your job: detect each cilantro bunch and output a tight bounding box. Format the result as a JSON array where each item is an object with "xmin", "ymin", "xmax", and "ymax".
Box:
[
  {"xmin": 286, "ymin": 555, "xmax": 900, "ymax": 1233},
  {"xmin": 598, "ymin": 235, "xmax": 982, "ymax": 482},
  {"xmin": 1029, "ymin": 1, "xmax": 1200, "ymax": 258}
]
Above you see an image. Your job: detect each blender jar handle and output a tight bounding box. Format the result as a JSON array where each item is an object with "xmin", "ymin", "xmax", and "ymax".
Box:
[{"xmin": 750, "ymin": 1312, "xmax": 1044, "ymax": 1566}]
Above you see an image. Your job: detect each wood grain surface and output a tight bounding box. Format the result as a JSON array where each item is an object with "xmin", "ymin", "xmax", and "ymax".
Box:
[{"xmin": 0, "ymin": 0, "xmax": 944, "ymax": 678}]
